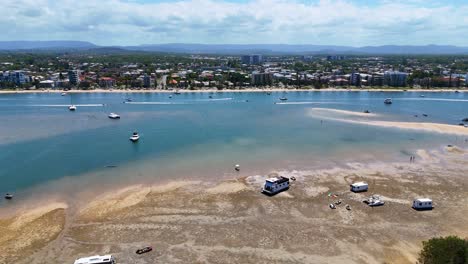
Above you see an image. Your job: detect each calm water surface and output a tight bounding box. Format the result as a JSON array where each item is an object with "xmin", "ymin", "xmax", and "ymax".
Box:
[{"xmin": 0, "ymin": 91, "xmax": 467, "ymax": 201}]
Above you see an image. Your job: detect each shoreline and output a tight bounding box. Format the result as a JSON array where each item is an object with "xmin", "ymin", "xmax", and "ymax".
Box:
[
  {"xmin": 1, "ymin": 145, "xmax": 467, "ymax": 263},
  {"xmin": 0, "ymin": 87, "xmax": 467, "ymax": 94}
]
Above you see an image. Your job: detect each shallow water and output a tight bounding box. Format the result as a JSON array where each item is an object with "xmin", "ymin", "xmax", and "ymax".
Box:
[{"xmin": 0, "ymin": 91, "xmax": 467, "ymax": 203}]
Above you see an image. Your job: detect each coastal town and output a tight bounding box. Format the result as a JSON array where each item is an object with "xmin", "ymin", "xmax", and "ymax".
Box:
[{"xmin": 1, "ymin": 52, "xmax": 468, "ymax": 91}]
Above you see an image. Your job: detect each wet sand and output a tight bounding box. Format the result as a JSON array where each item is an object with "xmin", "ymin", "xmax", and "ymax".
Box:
[{"xmin": 1, "ymin": 146, "xmax": 467, "ymax": 264}]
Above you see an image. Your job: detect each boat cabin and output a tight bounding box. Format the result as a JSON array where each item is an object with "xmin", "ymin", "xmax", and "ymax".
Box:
[
  {"xmin": 350, "ymin": 182, "xmax": 368, "ymax": 192},
  {"xmin": 262, "ymin": 176, "xmax": 289, "ymax": 195},
  {"xmin": 413, "ymin": 198, "xmax": 433, "ymax": 210},
  {"xmin": 74, "ymin": 255, "xmax": 115, "ymax": 264}
]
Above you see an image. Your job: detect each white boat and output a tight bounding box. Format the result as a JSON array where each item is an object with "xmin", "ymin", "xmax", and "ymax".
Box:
[
  {"xmin": 61, "ymin": 92, "xmax": 67, "ymax": 96},
  {"xmin": 74, "ymin": 255, "xmax": 115, "ymax": 264},
  {"xmin": 69, "ymin": 105, "xmax": 77, "ymax": 111},
  {"xmin": 108, "ymin": 113, "xmax": 120, "ymax": 119},
  {"xmin": 4, "ymin": 193, "xmax": 13, "ymax": 200},
  {"xmin": 364, "ymin": 195, "xmax": 385, "ymax": 207},
  {"xmin": 129, "ymin": 132, "xmax": 140, "ymax": 142},
  {"xmin": 262, "ymin": 176, "xmax": 289, "ymax": 195},
  {"xmin": 384, "ymin": 98, "xmax": 392, "ymax": 104}
]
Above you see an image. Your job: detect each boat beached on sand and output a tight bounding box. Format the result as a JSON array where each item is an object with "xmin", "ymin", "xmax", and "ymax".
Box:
[
  {"xmin": 74, "ymin": 255, "xmax": 115, "ymax": 264},
  {"xmin": 262, "ymin": 176, "xmax": 290, "ymax": 195}
]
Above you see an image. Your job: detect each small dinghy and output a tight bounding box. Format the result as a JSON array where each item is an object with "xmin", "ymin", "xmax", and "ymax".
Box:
[
  {"xmin": 384, "ymin": 98, "xmax": 392, "ymax": 104},
  {"xmin": 279, "ymin": 97, "xmax": 288, "ymax": 101},
  {"xmin": 136, "ymin": 246, "xmax": 152, "ymax": 255},
  {"xmin": 69, "ymin": 105, "xmax": 77, "ymax": 111},
  {"xmin": 130, "ymin": 132, "xmax": 140, "ymax": 142},
  {"xmin": 4, "ymin": 193, "xmax": 13, "ymax": 200},
  {"xmin": 234, "ymin": 164, "xmax": 240, "ymax": 171}
]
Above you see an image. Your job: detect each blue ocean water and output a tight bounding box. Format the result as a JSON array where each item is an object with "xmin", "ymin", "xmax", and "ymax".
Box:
[{"xmin": 0, "ymin": 91, "xmax": 466, "ymax": 199}]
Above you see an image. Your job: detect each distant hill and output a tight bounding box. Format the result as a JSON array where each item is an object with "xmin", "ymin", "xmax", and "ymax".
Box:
[
  {"xmin": 1, "ymin": 41, "xmax": 468, "ymax": 54},
  {"xmin": 0, "ymin": 41, "xmax": 97, "ymax": 50},
  {"xmin": 123, "ymin": 43, "xmax": 468, "ymax": 55}
]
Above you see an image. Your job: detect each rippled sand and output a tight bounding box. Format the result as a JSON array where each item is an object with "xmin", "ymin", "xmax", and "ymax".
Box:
[{"xmin": 1, "ymin": 147, "xmax": 467, "ymax": 264}]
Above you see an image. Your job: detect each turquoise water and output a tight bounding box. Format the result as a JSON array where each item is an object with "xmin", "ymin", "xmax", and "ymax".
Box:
[{"xmin": 0, "ymin": 91, "xmax": 467, "ymax": 200}]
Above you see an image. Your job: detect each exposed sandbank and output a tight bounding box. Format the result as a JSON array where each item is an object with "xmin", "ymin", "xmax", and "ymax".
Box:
[
  {"xmin": 1, "ymin": 146, "xmax": 467, "ymax": 264},
  {"xmin": 308, "ymin": 108, "xmax": 468, "ymax": 136}
]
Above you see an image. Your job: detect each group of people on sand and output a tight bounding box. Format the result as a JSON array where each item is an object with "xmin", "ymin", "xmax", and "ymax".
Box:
[{"xmin": 410, "ymin": 155, "xmax": 416, "ymax": 162}]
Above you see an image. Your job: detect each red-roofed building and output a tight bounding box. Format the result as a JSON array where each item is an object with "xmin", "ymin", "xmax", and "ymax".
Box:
[{"xmin": 99, "ymin": 77, "xmax": 116, "ymax": 88}]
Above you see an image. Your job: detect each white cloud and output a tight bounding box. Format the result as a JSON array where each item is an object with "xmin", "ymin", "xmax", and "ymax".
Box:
[{"xmin": 1, "ymin": 0, "xmax": 468, "ymax": 46}]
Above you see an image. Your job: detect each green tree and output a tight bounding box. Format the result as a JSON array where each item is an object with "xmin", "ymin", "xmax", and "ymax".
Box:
[{"xmin": 418, "ymin": 236, "xmax": 468, "ymax": 264}]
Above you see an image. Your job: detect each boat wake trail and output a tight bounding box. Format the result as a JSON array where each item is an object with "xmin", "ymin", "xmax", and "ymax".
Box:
[
  {"xmin": 197, "ymin": 98, "xmax": 233, "ymax": 101},
  {"xmin": 124, "ymin": 102, "xmax": 180, "ymax": 105},
  {"xmin": 29, "ymin": 104, "xmax": 105, "ymax": 107},
  {"xmin": 398, "ymin": 98, "xmax": 468, "ymax": 102},
  {"xmin": 275, "ymin": 101, "xmax": 348, "ymax": 105}
]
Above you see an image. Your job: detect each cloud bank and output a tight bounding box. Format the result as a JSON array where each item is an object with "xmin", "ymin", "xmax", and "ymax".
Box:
[{"xmin": 3, "ymin": 0, "xmax": 468, "ymax": 46}]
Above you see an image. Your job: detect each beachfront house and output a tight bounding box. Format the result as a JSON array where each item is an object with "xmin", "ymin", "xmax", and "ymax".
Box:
[
  {"xmin": 412, "ymin": 198, "xmax": 433, "ymax": 210},
  {"xmin": 350, "ymin": 182, "xmax": 368, "ymax": 192}
]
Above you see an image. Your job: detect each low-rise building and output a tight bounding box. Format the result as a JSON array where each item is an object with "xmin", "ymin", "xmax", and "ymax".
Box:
[{"xmin": 99, "ymin": 77, "xmax": 116, "ymax": 88}]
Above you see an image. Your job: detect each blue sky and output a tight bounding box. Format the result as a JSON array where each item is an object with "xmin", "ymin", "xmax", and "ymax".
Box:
[{"xmin": 3, "ymin": 0, "xmax": 468, "ymax": 46}]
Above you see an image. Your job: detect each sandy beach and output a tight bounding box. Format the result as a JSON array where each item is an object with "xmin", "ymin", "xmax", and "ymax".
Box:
[
  {"xmin": 0, "ymin": 87, "xmax": 466, "ymax": 94},
  {"xmin": 0, "ymin": 146, "xmax": 467, "ymax": 264}
]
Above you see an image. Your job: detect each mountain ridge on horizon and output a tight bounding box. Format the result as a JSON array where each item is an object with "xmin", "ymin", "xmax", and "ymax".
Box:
[{"xmin": 1, "ymin": 41, "xmax": 468, "ymax": 55}]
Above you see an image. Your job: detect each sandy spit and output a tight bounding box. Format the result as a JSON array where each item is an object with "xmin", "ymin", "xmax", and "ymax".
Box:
[{"xmin": 307, "ymin": 108, "xmax": 468, "ymax": 136}]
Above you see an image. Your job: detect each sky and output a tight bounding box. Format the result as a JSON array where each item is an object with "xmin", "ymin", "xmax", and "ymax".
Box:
[{"xmin": 3, "ymin": 0, "xmax": 468, "ymax": 46}]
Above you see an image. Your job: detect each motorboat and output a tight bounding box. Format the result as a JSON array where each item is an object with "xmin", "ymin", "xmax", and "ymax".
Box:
[
  {"xmin": 420, "ymin": 95, "xmax": 425, "ymax": 97},
  {"xmin": 61, "ymin": 92, "xmax": 67, "ymax": 96},
  {"xmin": 4, "ymin": 193, "xmax": 13, "ymax": 200},
  {"xmin": 279, "ymin": 97, "xmax": 288, "ymax": 101},
  {"xmin": 108, "ymin": 113, "xmax": 120, "ymax": 119},
  {"xmin": 129, "ymin": 132, "xmax": 140, "ymax": 142},
  {"xmin": 69, "ymin": 105, "xmax": 77, "ymax": 111},
  {"xmin": 384, "ymin": 98, "xmax": 392, "ymax": 104},
  {"xmin": 125, "ymin": 98, "xmax": 133, "ymax": 102},
  {"xmin": 74, "ymin": 255, "xmax": 115, "ymax": 264},
  {"xmin": 136, "ymin": 246, "xmax": 152, "ymax": 255},
  {"xmin": 364, "ymin": 195, "xmax": 385, "ymax": 207}
]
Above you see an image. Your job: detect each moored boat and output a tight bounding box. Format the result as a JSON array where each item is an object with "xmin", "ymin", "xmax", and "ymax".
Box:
[
  {"xmin": 130, "ymin": 132, "xmax": 140, "ymax": 142},
  {"xmin": 69, "ymin": 105, "xmax": 77, "ymax": 111},
  {"xmin": 384, "ymin": 98, "xmax": 392, "ymax": 104},
  {"xmin": 108, "ymin": 113, "xmax": 120, "ymax": 119}
]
